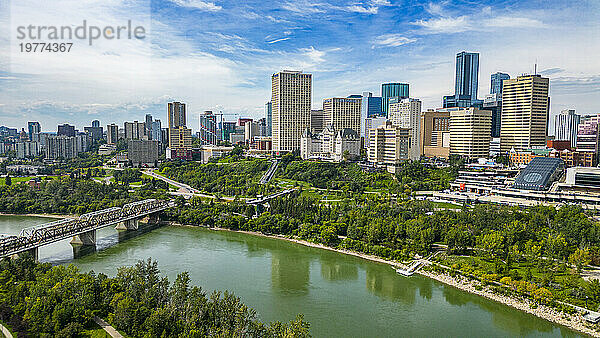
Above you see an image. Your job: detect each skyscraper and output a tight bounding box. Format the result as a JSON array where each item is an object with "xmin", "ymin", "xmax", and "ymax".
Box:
[
  {"xmin": 360, "ymin": 92, "xmax": 383, "ymax": 137},
  {"xmin": 421, "ymin": 109, "xmax": 450, "ymax": 158},
  {"xmin": 322, "ymin": 97, "xmax": 362, "ymax": 134},
  {"xmin": 265, "ymin": 101, "xmax": 272, "ymax": 137},
  {"xmin": 388, "ymin": 98, "xmax": 422, "ymax": 160},
  {"xmin": 27, "ymin": 121, "xmax": 40, "ymax": 140},
  {"xmin": 491, "ymin": 72, "xmax": 510, "ymax": 95},
  {"xmin": 84, "ymin": 120, "xmax": 103, "ymax": 141},
  {"xmin": 107, "ymin": 124, "xmax": 119, "ymax": 144},
  {"xmin": 199, "ymin": 111, "xmax": 218, "ymax": 145},
  {"xmin": 167, "ymin": 102, "xmax": 186, "ymax": 129},
  {"xmin": 271, "ymin": 70, "xmax": 312, "ymax": 152},
  {"xmin": 145, "ymin": 114, "xmax": 153, "ymax": 140},
  {"xmin": 381, "ymin": 83, "xmax": 409, "ymax": 116},
  {"xmin": 446, "ymin": 107, "xmax": 492, "ymax": 159},
  {"xmin": 443, "ymin": 51, "xmax": 480, "ymax": 108},
  {"xmin": 57, "ymin": 124, "xmax": 76, "ymax": 137},
  {"xmin": 555, "ymin": 109, "xmax": 580, "ymax": 148},
  {"xmin": 500, "ymin": 74, "xmax": 550, "ymax": 152},
  {"xmin": 124, "ymin": 121, "xmax": 146, "ymax": 140},
  {"xmin": 151, "ymin": 120, "xmax": 162, "ymax": 143},
  {"xmin": 167, "ymin": 101, "xmax": 191, "ymax": 152}
]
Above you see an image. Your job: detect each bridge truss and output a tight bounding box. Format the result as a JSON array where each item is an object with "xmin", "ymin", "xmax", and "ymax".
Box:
[{"xmin": 0, "ymin": 199, "xmax": 173, "ymax": 258}]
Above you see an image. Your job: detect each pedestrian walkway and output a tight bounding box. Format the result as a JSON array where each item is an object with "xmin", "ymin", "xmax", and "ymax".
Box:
[{"xmin": 93, "ymin": 316, "xmax": 123, "ymax": 338}]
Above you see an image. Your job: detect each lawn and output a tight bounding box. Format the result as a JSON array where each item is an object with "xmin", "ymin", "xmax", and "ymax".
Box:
[{"xmin": 0, "ymin": 176, "xmax": 36, "ymax": 186}]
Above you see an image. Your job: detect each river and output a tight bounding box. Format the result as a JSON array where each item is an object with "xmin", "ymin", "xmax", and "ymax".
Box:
[{"xmin": 0, "ymin": 215, "xmax": 584, "ymax": 337}]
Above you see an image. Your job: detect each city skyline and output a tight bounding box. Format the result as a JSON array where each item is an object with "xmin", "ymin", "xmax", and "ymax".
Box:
[{"xmin": 1, "ymin": 0, "xmax": 599, "ymax": 131}]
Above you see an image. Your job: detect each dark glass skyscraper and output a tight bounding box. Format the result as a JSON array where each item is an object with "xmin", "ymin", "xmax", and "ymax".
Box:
[
  {"xmin": 381, "ymin": 83, "xmax": 409, "ymax": 116},
  {"xmin": 490, "ymin": 72, "xmax": 510, "ymax": 95},
  {"xmin": 455, "ymin": 51, "xmax": 479, "ymax": 100},
  {"xmin": 443, "ymin": 51, "xmax": 480, "ymax": 108}
]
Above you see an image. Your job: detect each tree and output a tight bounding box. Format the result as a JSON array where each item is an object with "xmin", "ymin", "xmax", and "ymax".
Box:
[
  {"xmin": 569, "ymin": 248, "xmax": 591, "ymax": 272},
  {"xmin": 4, "ymin": 175, "xmax": 11, "ymax": 186}
]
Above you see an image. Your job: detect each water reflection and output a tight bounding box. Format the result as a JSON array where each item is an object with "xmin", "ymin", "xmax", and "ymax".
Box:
[
  {"xmin": 319, "ymin": 253, "xmax": 358, "ymax": 281},
  {"xmin": 365, "ymin": 265, "xmax": 416, "ymax": 305},
  {"xmin": 72, "ymin": 244, "xmax": 96, "ymax": 259},
  {"xmin": 271, "ymin": 248, "xmax": 310, "ymax": 294}
]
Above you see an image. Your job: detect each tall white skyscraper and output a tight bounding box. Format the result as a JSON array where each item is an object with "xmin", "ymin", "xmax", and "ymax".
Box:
[
  {"xmin": 271, "ymin": 71, "xmax": 312, "ymax": 152},
  {"xmin": 554, "ymin": 109, "xmax": 580, "ymax": 148},
  {"xmin": 389, "ymin": 98, "xmax": 422, "ymax": 160}
]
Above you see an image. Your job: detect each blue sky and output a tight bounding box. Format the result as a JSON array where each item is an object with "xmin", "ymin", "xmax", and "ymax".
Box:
[{"xmin": 1, "ymin": 0, "xmax": 599, "ymax": 133}]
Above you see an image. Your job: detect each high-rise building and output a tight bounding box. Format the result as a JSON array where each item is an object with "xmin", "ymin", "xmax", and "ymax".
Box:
[
  {"xmin": 381, "ymin": 83, "xmax": 409, "ymax": 116},
  {"xmin": 554, "ymin": 109, "xmax": 580, "ymax": 148},
  {"xmin": 265, "ymin": 101, "xmax": 272, "ymax": 137},
  {"xmin": 360, "ymin": 92, "xmax": 383, "ymax": 137},
  {"xmin": 388, "ymin": 98, "xmax": 422, "ymax": 160},
  {"xmin": 124, "ymin": 121, "xmax": 146, "ymax": 140},
  {"xmin": 145, "ymin": 114, "xmax": 153, "ymax": 140},
  {"xmin": 107, "ymin": 124, "xmax": 119, "ymax": 145},
  {"xmin": 16, "ymin": 141, "xmax": 39, "ymax": 159},
  {"xmin": 127, "ymin": 139, "xmax": 160, "ymax": 166},
  {"xmin": 271, "ymin": 70, "xmax": 312, "ymax": 152},
  {"xmin": 167, "ymin": 102, "xmax": 186, "ymax": 129},
  {"xmin": 491, "ymin": 72, "xmax": 510, "ymax": 95},
  {"xmin": 500, "ymin": 74, "xmax": 550, "ymax": 152},
  {"xmin": 151, "ymin": 120, "xmax": 162, "ymax": 143},
  {"xmin": 421, "ymin": 109, "xmax": 450, "ymax": 158},
  {"xmin": 84, "ymin": 120, "xmax": 103, "ymax": 141},
  {"xmin": 483, "ymin": 94, "xmax": 502, "ymax": 138},
  {"xmin": 322, "ymin": 97, "xmax": 361, "ymax": 135},
  {"xmin": 244, "ymin": 121, "xmax": 260, "ymax": 143},
  {"xmin": 199, "ymin": 111, "xmax": 218, "ymax": 145},
  {"xmin": 27, "ymin": 122, "xmax": 40, "ymax": 140},
  {"xmin": 443, "ymin": 51, "xmax": 480, "ymax": 108},
  {"xmin": 444, "ymin": 107, "xmax": 492, "ymax": 158},
  {"xmin": 46, "ymin": 135, "xmax": 87, "ymax": 159},
  {"xmin": 576, "ymin": 115, "xmax": 600, "ymax": 154},
  {"xmin": 364, "ymin": 116, "xmax": 387, "ymax": 149},
  {"xmin": 367, "ymin": 121, "xmax": 411, "ymax": 165},
  {"xmin": 170, "ymin": 126, "xmax": 192, "ymax": 150},
  {"xmin": 310, "ymin": 109, "xmax": 324, "ymax": 133},
  {"xmin": 57, "ymin": 124, "xmax": 76, "ymax": 137}
]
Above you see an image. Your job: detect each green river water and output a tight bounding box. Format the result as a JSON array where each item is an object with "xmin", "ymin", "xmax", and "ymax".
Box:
[{"xmin": 0, "ymin": 215, "xmax": 586, "ymax": 337}]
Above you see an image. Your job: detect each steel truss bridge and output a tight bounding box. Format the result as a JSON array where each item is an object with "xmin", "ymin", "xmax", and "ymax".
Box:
[{"xmin": 0, "ymin": 199, "xmax": 174, "ymax": 259}]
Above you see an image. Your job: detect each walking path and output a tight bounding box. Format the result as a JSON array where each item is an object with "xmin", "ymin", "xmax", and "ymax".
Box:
[
  {"xmin": 93, "ymin": 316, "xmax": 123, "ymax": 338},
  {"xmin": 0, "ymin": 322, "xmax": 12, "ymax": 338}
]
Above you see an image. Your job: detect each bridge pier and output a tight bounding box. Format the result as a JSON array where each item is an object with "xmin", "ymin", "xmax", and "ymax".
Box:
[
  {"xmin": 70, "ymin": 230, "xmax": 96, "ymax": 246},
  {"xmin": 115, "ymin": 218, "xmax": 139, "ymax": 231}
]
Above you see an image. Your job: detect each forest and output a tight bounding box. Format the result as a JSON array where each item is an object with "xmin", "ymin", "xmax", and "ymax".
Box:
[
  {"xmin": 170, "ymin": 194, "xmax": 600, "ymax": 312},
  {"xmin": 0, "ymin": 257, "xmax": 310, "ymax": 337}
]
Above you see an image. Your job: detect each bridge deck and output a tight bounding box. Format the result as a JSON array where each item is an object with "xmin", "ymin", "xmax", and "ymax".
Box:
[{"xmin": 0, "ymin": 199, "xmax": 174, "ymax": 258}]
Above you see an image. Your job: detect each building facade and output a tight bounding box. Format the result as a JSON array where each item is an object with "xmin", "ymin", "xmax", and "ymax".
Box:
[
  {"xmin": 444, "ymin": 51, "xmax": 480, "ymax": 108},
  {"xmin": 500, "ymin": 74, "xmax": 550, "ymax": 152},
  {"xmin": 310, "ymin": 109, "xmax": 324, "ymax": 133},
  {"xmin": 301, "ymin": 127, "xmax": 360, "ymax": 162},
  {"xmin": 322, "ymin": 97, "xmax": 361, "ymax": 135},
  {"xmin": 27, "ymin": 122, "xmax": 40, "ymax": 140},
  {"xmin": 446, "ymin": 107, "xmax": 492, "ymax": 158},
  {"xmin": 265, "ymin": 101, "xmax": 272, "ymax": 137},
  {"xmin": 127, "ymin": 139, "xmax": 160, "ymax": 166},
  {"xmin": 388, "ymin": 98, "xmax": 422, "ymax": 160},
  {"xmin": 381, "ymin": 83, "xmax": 409, "ymax": 116},
  {"xmin": 199, "ymin": 111, "xmax": 218, "ymax": 145},
  {"xmin": 57, "ymin": 124, "xmax": 76, "ymax": 137},
  {"xmin": 420, "ymin": 109, "xmax": 450, "ymax": 158},
  {"xmin": 490, "ymin": 72, "xmax": 510, "ymax": 95},
  {"xmin": 271, "ymin": 70, "xmax": 312, "ymax": 152},
  {"xmin": 360, "ymin": 92, "xmax": 383, "ymax": 137},
  {"xmin": 107, "ymin": 124, "xmax": 119, "ymax": 144},
  {"xmin": 367, "ymin": 121, "xmax": 411, "ymax": 165},
  {"xmin": 124, "ymin": 121, "xmax": 146, "ymax": 140},
  {"xmin": 554, "ymin": 109, "xmax": 580, "ymax": 148},
  {"xmin": 46, "ymin": 135, "xmax": 86, "ymax": 159}
]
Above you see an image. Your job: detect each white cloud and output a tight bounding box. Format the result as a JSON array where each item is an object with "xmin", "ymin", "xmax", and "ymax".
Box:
[
  {"xmin": 373, "ymin": 34, "xmax": 417, "ymax": 47},
  {"xmin": 485, "ymin": 16, "xmax": 546, "ymax": 28},
  {"xmin": 268, "ymin": 37, "xmax": 290, "ymax": 44},
  {"xmin": 281, "ymin": 1, "xmax": 328, "ymax": 14},
  {"xmin": 169, "ymin": 0, "xmax": 221, "ymax": 12},
  {"xmin": 346, "ymin": 0, "xmax": 392, "ymax": 15},
  {"xmin": 300, "ymin": 46, "xmax": 326, "ymax": 63},
  {"xmin": 412, "ymin": 16, "xmax": 470, "ymax": 33}
]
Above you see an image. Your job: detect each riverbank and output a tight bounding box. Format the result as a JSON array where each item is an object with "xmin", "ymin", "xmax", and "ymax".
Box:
[{"xmin": 191, "ymin": 224, "xmax": 600, "ymax": 337}]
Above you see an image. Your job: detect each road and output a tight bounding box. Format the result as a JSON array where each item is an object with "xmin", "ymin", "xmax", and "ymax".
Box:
[{"xmin": 143, "ymin": 169, "xmax": 241, "ymax": 201}]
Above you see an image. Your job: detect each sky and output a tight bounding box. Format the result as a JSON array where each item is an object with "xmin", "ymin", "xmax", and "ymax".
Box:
[{"xmin": 0, "ymin": 0, "xmax": 599, "ymax": 134}]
